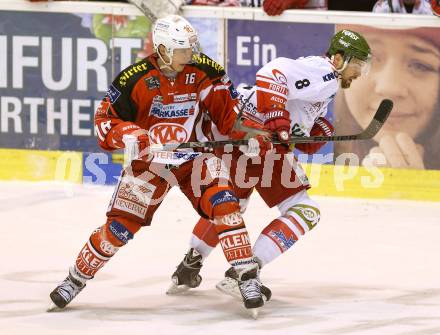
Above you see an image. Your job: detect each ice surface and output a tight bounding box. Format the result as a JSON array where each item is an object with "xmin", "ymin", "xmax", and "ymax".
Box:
[{"xmin": 1, "ymin": 181, "xmax": 440, "ymax": 335}]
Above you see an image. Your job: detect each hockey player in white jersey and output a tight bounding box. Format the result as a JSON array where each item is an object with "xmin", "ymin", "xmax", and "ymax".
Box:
[{"xmin": 168, "ymin": 30, "xmax": 372, "ymax": 303}]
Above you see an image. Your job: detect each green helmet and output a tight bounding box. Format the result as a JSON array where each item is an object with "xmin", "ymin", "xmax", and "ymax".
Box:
[{"xmin": 327, "ymin": 29, "xmax": 371, "ymax": 63}]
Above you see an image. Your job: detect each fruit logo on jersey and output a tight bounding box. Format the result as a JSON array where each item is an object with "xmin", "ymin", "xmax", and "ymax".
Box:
[
  {"xmin": 272, "ymin": 69, "xmax": 287, "ymax": 85},
  {"xmin": 149, "ymin": 123, "xmax": 188, "ymax": 144}
]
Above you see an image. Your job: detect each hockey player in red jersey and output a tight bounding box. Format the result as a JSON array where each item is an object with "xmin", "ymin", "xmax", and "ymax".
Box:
[
  {"xmin": 48, "ymin": 15, "xmax": 272, "ymax": 312},
  {"xmin": 168, "ymin": 30, "xmax": 372, "ymax": 300}
]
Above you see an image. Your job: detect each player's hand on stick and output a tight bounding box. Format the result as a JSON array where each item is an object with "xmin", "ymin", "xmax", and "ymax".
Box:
[
  {"xmin": 263, "ymin": 109, "xmax": 291, "ymax": 144},
  {"xmin": 362, "ymin": 132, "xmax": 425, "ymax": 169},
  {"xmin": 295, "ymin": 117, "xmax": 334, "ymax": 154},
  {"xmin": 239, "ymin": 134, "xmax": 273, "ymax": 158},
  {"xmin": 122, "ymin": 129, "xmax": 163, "ymax": 165},
  {"xmin": 231, "ymin": 118, "xmax": 273, "ymax": 157}
]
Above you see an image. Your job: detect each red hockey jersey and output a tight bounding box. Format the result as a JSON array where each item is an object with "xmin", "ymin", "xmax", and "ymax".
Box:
[{"xmin": 94, "ymin": 53, "xmax": 241, "ymax": 164}]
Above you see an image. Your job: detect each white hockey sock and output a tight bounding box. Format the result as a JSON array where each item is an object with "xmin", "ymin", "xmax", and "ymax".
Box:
[
  {"xmin": 189, "ymin": 234, "xmax": 215, "ymax": 260},
  {"xmin": 253, "ymin": 234, "xmax": 283, "ymax": 268}
]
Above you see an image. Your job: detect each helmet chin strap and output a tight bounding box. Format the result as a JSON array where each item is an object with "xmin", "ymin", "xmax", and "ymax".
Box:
[
  {"xmin": 158, "ymin": 48, "xmax": 177, "ymax": 74},
  {"xmin": 331, "ymin": 55, "xmax": 350, "ymax": 74}
]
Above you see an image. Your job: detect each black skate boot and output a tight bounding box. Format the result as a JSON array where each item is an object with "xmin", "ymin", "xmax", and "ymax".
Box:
[
  {"xmin": 48, "ymin": 268, "xmax": 86, "ymax": 311},
  {"xmin": 216, "ymin": 266, "xmax": 272, "ymax": 302},
  {"xmin": 237, "ymin": 266, "xmax": 264, "ymax": 313},
  {"xmin": 167, "ymin": 248, "xmax": 203, "ymax": 295}
]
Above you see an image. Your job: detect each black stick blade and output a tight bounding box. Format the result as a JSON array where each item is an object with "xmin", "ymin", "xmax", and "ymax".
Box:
[{"xmin": 359, "ymin": 99, "xmax": 393, "ymax": 139}]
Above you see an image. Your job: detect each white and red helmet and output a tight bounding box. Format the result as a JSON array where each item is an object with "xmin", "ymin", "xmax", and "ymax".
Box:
[{"xmin": 152, "ymin": 15, "xmax": 200, "ymax": 62}]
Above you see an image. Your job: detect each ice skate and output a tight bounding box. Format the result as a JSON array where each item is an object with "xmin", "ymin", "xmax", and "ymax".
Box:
[
  {"xmin": 216, "ymin": 266, "xmax": 272, "ymax": 302},
  {"xmin": 166, "ymin": 248, "xmax": 203, "ymax": 295},
  {"xmin": 236, "ymin": 266, "xmax": 264, "ymax": 318},
  {"xmin": 47, "ymin": 269, "xmax": 86, "ymax": 311}
]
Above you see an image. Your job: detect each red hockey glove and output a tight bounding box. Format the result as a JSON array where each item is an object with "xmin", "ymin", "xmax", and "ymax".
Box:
[
  {"xmin": 105, "ymin": 121, "xmax": 152, "ymax": 162},
  {"xmin": 295, "ymin": 117, "xmax": 334, "ymax": 154},
  {"xmin": 105, "ymin": 121, "xmax": 145, "ymax": 149},
  {"xmin": 263, "ymin": 109, "xmax": 291, "ymax": 143},
  {"xmin": 122, "ymin": 131, "xmax": 152, "ymax": 161},
  {"xmin": 263, "ymin": 0, "xmax": 309, "ymax": 16}
]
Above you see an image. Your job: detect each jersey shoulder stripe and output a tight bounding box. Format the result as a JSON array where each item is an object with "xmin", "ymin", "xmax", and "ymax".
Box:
[
  {"xmin": 114, "ymin": 57, "xmax": 155, "ymax": 92},
  {"xmin": 191, "ymin": 53, "xmax": 226, "ymax": 80}
]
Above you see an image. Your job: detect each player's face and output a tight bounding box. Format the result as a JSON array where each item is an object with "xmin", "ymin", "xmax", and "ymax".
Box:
[
  {"xmin": 171, "ymin": 48, "xmax": 194, "ymax": 72},
  {"xmin": 340, "ymin": 58, "xmax": 366, "ymax": 89},
  {"xmin": 344, "ymin": 33, "xmax": 439, "ymax": 139}
]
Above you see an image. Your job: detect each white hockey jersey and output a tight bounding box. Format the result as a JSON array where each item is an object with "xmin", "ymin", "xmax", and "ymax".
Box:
[
  {"xmin": 238, "ymin": 56, "xmax": 339, "ymax": 137},
  {"xmin": 372, "ymin": 0, "xmax": 433, "ymax": 14}
]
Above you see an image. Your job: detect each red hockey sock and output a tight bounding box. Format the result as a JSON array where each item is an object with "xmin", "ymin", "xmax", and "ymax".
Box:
[{"xmin": 73, "ymin": 217, "xmax": 141, "ymax": 280}]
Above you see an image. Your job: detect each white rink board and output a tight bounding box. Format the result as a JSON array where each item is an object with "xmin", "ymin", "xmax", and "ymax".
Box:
[{"xmin": 1, "ymin": 182, "xmax": 440, "ymax": 335}]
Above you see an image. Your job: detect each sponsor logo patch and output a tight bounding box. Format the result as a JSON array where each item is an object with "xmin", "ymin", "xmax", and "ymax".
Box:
[
  {"xmin": 322, "ymin": 71, "xmax": 339, "ymax": 82},
  {"xmin": 173, "ymin": 93, "xmax": 197, "ymax": 103},
  {"xmin": 293, "ymin": 205, "xmax": 320, "ymax": 226},
  {"xmin": 220, "ymin": 74, "xmax": 231, "ymax": 84},
  {"xmin": 154, "ymin": 151, "xmax": 200, "ymax": 161},
  {"xmin": 100, "ymin": 240, "xmax": 119, "ymax": 255},
  {"xmin": 145, "ymin": 76, "xmax": 160, "ymax": 90},
  {"xmin": 209, "ymin": 190, "xmax": 238, "ymax": 208},
  {"xmin": 269, "ymin": 230, "xmax": 295, "ymax": 251},
  {"xmin": 109, "ymin": 220, "xmax": 134, "ymax": 244},
  {"xmin": 150, "ymin": 101, "xmax": 196, "ymax": 119},
  {"xmin": 219, "ymin": 232, "xmax": 250, "ymax": 250},
  {"xmin": 106, "ymin": 85, "xmax": 121, "ymax": 104},
  {"xmin": 272, "ymin": 69, "xmax": 287, "ymax": 85},
  {"xmin": 95, "ymin": 101, "xmax": 110, "ymax": 117},
  {"xmin": 193, "ymin": 54, "xmax": 224, "ymax": 72},
  {"xmin": 155, "ymin": 22, "xmax": 170, "ymax": 31},
  {"xmin": 228, "ymin": 84, "xmax": 239, "ymax": 99},
  {"xmin": 113, "ymin": 180, "xmax": 156, "ymax": 219},
  {"xmin": 149, "ymin": 123, "xmax": 188, "ymax": 143},
  {"xmin": 119, "ymin": 62, "xmax": 149, "ymax": 87}
]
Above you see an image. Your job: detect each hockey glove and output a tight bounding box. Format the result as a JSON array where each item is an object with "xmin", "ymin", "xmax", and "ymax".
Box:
[
  {"xmin": 295, "ymin": 117, "xmax": 334, "ymax": 154},
  {"xmin": 263, "ymin": 109, "xmax": 291, "ymax": 143},
  {"xmin": 230, "ymin": 119, "xmax": 273, "ymax": 157},
  {"xmin": 239, "ymin": 135, "xmax": 273, "ymax": 158},
  {"xmin": 263, "ymin": 0, "xmax": 309, "ymax": 16}
]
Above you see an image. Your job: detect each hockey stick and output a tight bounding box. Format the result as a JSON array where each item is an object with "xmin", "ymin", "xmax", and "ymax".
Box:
[
  {"xmin": 127, "ymin": 0, "xmax": 183, "ymax": 22},
  {"xmin": 155, "ymin": 99, "xmax": 393, "ymax": 151}
]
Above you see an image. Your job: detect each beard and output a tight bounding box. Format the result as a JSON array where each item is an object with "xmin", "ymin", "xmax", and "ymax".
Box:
[{"xmin": 341, "ymin": 78, "xmax": 352, "ymax": 89}]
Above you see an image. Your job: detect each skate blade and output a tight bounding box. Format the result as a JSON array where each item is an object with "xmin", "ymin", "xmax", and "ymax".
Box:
[
  {"xmin": 166, "ymin": 282, "xmax": 191, "ymax": 295},
  {"xmin": 216, "ymin": 278, "xmax": 269, "ymax": 302},
  {"xmin": 249, "ymin": 308, "xmax": 259, "ymax": 319},
  {"xmin": 46, "ymin": 302, "xmax": 61, "ymax": 312},
  {"xmin": 215, "ymin": 278, "xmax": 241, "ymax": 299}
]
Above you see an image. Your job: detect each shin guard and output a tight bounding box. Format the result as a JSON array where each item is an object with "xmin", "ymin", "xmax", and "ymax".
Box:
[
  {"xmin": 73, "ymin": 217, "xmax": 141, "ymax": 280},
  {"xmin": 254, "ymin": 202, "xmax": 321, "ymax": 267}
]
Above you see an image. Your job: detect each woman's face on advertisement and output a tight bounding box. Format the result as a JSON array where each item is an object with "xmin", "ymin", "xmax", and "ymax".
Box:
[{"xmin": 344, "ymin": 33, "xmax": 440, "ymax": 139}]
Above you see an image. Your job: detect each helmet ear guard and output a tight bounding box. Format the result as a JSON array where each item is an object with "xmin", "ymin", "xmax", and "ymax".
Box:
[{"xmin": 327, "ymin": 29, "xmax": 372, "ymax": 72}]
